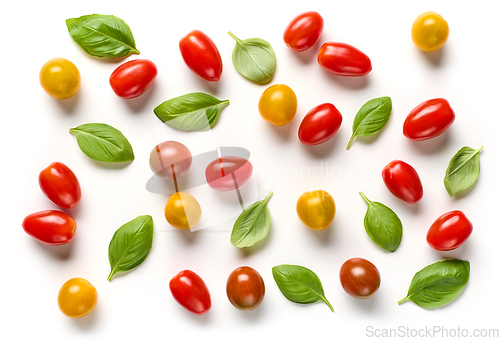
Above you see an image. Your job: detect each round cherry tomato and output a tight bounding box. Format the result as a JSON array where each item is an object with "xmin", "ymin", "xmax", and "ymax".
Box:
[
  {"xmin": 179, "ymin": 30, "xmax": 223, "ymax": 81},
  {"xmin": 164, "ymin": 192, "xmax": 202, "ymax": 230},
  {"xmin": 39, "ymin": 58, "xmax": 80, "ymax": 100},
  {"xmin": 382, "ymin": 160, "xmax": 423, "ymax": 204},
  {"xmin": 39, "ymin": 162, "xmax": 81, "ymax": 209},
  {"xmin": 298, "ymin": 103, "xmax": 342, "ymax": 146},
  {"xmin": 318, "ymin": 42, "xmax": 372, "ymax": 77},
  {"xmin": 296, "ymin": 190, "xmax": 335, "ymax": 231},
  {"xmin": 109, "ymin": 59, "xmax": 157, "ymax": 99},
  {"xmin": 58, "ymin": 278, "xmax": 97, "ymax": 319},
  {"xmin": 226, "ymin": 266, "xmax": 265, "ymax": 311},
  {"xmin": 205, "ymin": 156, "xmax": 253, "ymax": 191},
  {"xmin": 426, "ymin": 210, "xmax": 473, "ymax": 251},
  {"xmin": 403, "ymin": 98, "xmax": 455, "ymax": 141},
  {"xmin": 283, "ymin": 11, "xmax": 324, "ymax": 52},
  {"xmin": 169, "ymin": 270, "xmax": 211, "ymax": 315},
  {"xmin": 22, "ymin": 210, "xmax": 76, "ymax": 245},
  {"xmin": 149, "ymin": 141, "xmax": 192, "ymax": 180},
  {"xmin": 339, "ymin": 258, "xmax": 380, "ymax": 299},
  {"xmin": 258, "ymin": 84, "xmax": 297, "ymax": 126},
  {"xmin": 411, "ymin": 11, "xmax": 449, "ymax": 52}
]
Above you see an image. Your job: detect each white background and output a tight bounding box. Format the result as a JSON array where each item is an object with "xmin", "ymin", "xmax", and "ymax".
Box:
[{"xmin": 1, "ymin": 0, "xmax": 498, "ymax": 339}]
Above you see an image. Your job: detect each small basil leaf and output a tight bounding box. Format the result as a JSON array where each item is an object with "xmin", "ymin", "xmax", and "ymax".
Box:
[
  {"xmin": 228, "ymin": 32, "xmax": 276, "ymax": 85},
  {"xmin": 108, "ymin": 215, "xmax": 154, "ymax": 281},
  {"xmin": 359, "ymin": 192, "xmax": 402, "ymax": 252},
  {"xmin": 347, "ymin": 96, "xmax": 392, "ymax": 149},
  {"xmin": 69, "ymin": 123, "xmax": 134, "ymax": 163},
  {"xmin": 272, "ymin": 264, "xmax": 334, "ymax": 312},
  {"xmin": 66, "ymin": 14, "xmax": 140, "ymax": 57},
  {"xmin": 153, "ymin": 92, "xmax": 229, "ymax": 132},
  {"xmin": 399, "ymin": 259, "xmax": 470, "ymax": 309},
  {"xmin": 444, "ymin": 145, "xmax": 484, "ymax": 196}
]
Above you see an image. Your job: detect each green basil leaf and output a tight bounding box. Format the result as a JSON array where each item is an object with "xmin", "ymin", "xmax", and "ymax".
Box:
[
  {"xmin": 272, "ymin": 264, "xmax": 333, "ymax": 311},
  {"xmin": 228, "ymin": 31, "xmax": 276, "ymax": 85},
  {"xmin": 359, "ymin": 192, "xmax": 402, "ymax": 252},
  {"xmin": 153, "ymin": 92, "xmax": 229, "ymax": 132},
  {"xmin": 108, "ymin": 215, "xmax": 154, "ymax": 281},
  {"xmin": 347, "ymin": 96, "xmax": 392, "ymax": 150},
  {"xmin": 66, "ymin": 14, "xmax": 140, "ymax": 57},
  {"xmin": 444, "ymin": 145, "xmax": 484, "ymax": 196},
  {"xmin": 399, "ymin": 259, "xmax": 470, "ymax": 309},
  {"xmin": 69, "ymin": 123, "xmax": 134, "ymax": 162}
]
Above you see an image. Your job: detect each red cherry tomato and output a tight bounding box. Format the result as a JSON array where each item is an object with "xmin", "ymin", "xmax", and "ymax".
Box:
[
  {"xmin": 298, "ymin": 103, "xmax": 342, "ymax": 146},
  {"xmin": 179, "ymin": 30, "xmax": 223, "ymax": 81},
  {"xmin": 109, "ymin": 59, "xmax": 158, "ymax": 99},
  {"xmin": 426, "ymin": 210, "xmax": 473, "ymax": 251},
  {"xmin": 317, "ymin": 42, "xmax": 372, "ymax": 76},
  {"xmin": 39, "ymin": 162, "xmax": 81, "ymax": 209},
  {"xmin": 22, "ymin": 210, "xmax": 76, "ymax": 245},
  {"xmin": 205, "ymin": 156, "xmax": 253, "ymax": 191},
  {"xmin": 283, "ymin": 11, "xmax": 324, "ymax": 52},
  {"xmin": 169, "ymin": 270, "xmax": 211, "ymax": 315},
  {"xmin": 339, "ymin": 258, "xmax": 380, "ymax": 299},
  {"xmin": 226, "ymin": 266, "xmax": 265, "ymax": 311},
  {"xmin": 382, "ymin": 160, "xmax": 423, "ymax": 204},
  {"xmin": 403, "ymin": 98, "xmax": 455, "ymax": 141}
]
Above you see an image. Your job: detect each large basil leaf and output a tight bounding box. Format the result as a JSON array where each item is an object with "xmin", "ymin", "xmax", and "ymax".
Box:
[
  {"xmin": 444, "ymin": 145, "xmax": 483, "ymax": 196},
  {"xmin": 272, "ymin": 264, "xmax": 333, "ymax": 311},
  {"xmin": 66, "ymin": 14, "xmax": 140, "ymax": 57},
  {"xmin": 228, "ymin": 32, "xmax": 276, "ymax": 85},
  {"xmin": 108, "ymin": 215, "xmax": 154, "ymax": 281},
  {"xmin": 347, "ymin": 96, "xmax": 392, "ymax": 149},
  {"xmin": 359, "ymin": 192, "xmax": 402, "ymax": 252},
  {"xmin": 399, "ymin": 259, "xmax": 470, "ymax": 309},
  {"xmin": 69, "ymin": 123, "xmax": 134, "ymax": 162},
  {"xmin": 154, "ymin": 93, "xmax": 229, "ymax": 132}
]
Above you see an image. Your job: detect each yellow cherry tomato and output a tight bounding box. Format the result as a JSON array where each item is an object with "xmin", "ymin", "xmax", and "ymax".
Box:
[
  {"xmin": 296, "ymin": 190, "xmax": 335, "ymax": 231},
  {"xmin": 411, "ymin": 11, "xmax": 449, "ymax": 52},
  {"xmin": 40, "ymin": 58, "xmax": 81, "ymax": 99},
  {"xmin": 258, "ymin": 84, "xmax": 297, "ymax": 126},
  {"xmin": 58, "ymin": 278, "xmax": 97, "ymax": 319},
  {"xmin": 165, "ymin": 192, "xmax": 202, "ymax": 229}
]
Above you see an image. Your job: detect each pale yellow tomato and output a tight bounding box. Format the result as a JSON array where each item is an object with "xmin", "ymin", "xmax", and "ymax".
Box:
[
  {"xmin": 258, "ymin": 84, "xmax": 297, "ymax": 126},
  {"xmin": 58, "ymin": 278, "xmax": 97, "ymax": 319},
  {"xmin": 296, "ymin": 190, "xmax": 335, "ymax": 230},
  {"xmin": 165, "ymin": 192, "xmax": 202, "ymax": 229},
  {"xmin": 40, "ymin": 58, "xmax": 81, "ymax": 99},
  {"xmin": 411, "ymin": 12, "xmax": 449, "ymax": 52}
]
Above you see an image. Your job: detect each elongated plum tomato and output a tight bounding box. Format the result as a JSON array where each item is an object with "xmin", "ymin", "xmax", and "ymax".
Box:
[
  {"xmin": 149, "ymin": 141, "xmax": 192, "ymax": 180},
  {"xmin": 298, "ymin": 103, "xmax": 342, "ymax": 146},
  {"xmin": 258, "ymin": 84, "xmax": 297, "ymax": 126},
  {"xmin": 411, "ymin": 11, "xmax": 449, "ymax": 52},
  {"xmin": 170, "ymin": 270, "xmax": 211, "ymax": 315},
  {"xmin": 339, "ymin": 258, "xmax": 380, "ymax": 299},
  {"xmin": 283, "ymin": 11, "xmax": 324, "ymax": 52},
  {"xmin": 39, "ymin": 58, "xmax": 80, "ymax": 100},
  {"xmin": 296, "ymin": 190, "xmax": 335, "ymax": 231},
  {"xmin": 318, "ymin": 42, "xmax": 372, "ymax": 77},
  {"xmin": 382, "ymin": 160, "xmax": 423, "ymax": 204},
  {"xmin": 205, "ymin": 156, "xmax": 253, "ymax": 191},
  {"xmin": 22, "ymin": 210, "xmax": 76, "ymax": 245},
  {"xmin": 58, "ymin": 278, "xmax": 97, "ymax": 319},
  {"xmin": 39, "ymin": 162, "xmax": 81, "ymax": 209},
  {"xmin": 164, "ymin": 192, "xmax": 202, "ymax": 230},
  {"xmin": 426, "ymin": 210, "xmax": 472, "ymax": 251},
  {"xmin": 109, "ymin": 59, "xmax": 157, "ymax": 99},
  {"xmin": 403, "ymin": 98, "xmax": 455, "ymax": 141},
  {"xmin": 226, "ymin": 266, "xmax": 265, "ymax": 311},
  {"xmin": 179, "ymin": 30, "xmax": 223, "ymax": 81}
]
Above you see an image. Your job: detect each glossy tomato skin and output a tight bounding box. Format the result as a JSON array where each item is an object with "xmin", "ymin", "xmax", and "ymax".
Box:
[
  {"xmin": 58, "ymin": 278, "xmax": 98, "ymax": 318},
  {"xmin": 226, "ymin": 266, "xmax": 265, "ymax": 311},
  {"xmin": 39, "ymin": 162, "xmax": 81, "ymax": 209},
  {"xmin": 179, "ymin": 30, "xmax": 223, "ymax": 81},
  {"xmin": 109, "ymin": 59, "xmax": 157, "ymax": 99},
  {"xmin": 39, "ymin": 58, "xmax": 80, "ymax": 100},
  {"xmin": 296, "ymin": 190, "xmax": 336, "ymax": 231},
  {"xmin": 169, "ymin": 270, "xmax": 211, "ymax": 315},
  {"xmin": 258, "ymin": 84, "xmax": 298, "ymax": 126},
  {"xmin": 426, "ymin": 210, "xmax": 473, "ymax": 251},
  {"xmin": 403, "ymin": 98, "xmax": 455, "ymax": 141},
  {"xmin": 339, "ymin": 258, "xmax": 380, "ymax": 299},
  {"xmin": 164, "ymin": 192, "xmax": 202, "ymax": 230},
  {"xmin": 298, "ymin": 103, "xmax": 342, "ymax": 146},
  {"xmin": 22, "ymin": 210, "xmax": 76, "ymax": 245},
  {"xmin": 382, "ymin": 160, "xmax": 423, "ymax": 204},
  {"xmin": 411, "ymin": 12, "xmax": 449, "ymax": 52},
  {"xmin": 318, "ymin": 42, "xmax": 372, "ymax": 77},
  {"xmin": 149, "ymin": 141, "xmax": 192, "ymax": 180},
  {"xmin": 283, "ymin": 11, "xmax": 324, "ymax": 52},
  {"xmin": 205, "ymin": 156, "xmax": 253, "ymax": 191}
]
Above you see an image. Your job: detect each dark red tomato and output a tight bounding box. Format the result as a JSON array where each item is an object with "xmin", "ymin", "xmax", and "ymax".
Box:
[
  {"xmin": 403, "ymin": 98, "xmax": 455, "ymax": 141},
  {"xmin": 298, "ymin": 103, "xmax": 342, "ymax": 146},
  {"xmin": 283, "ymin": 11, "xmax": 324, "ymax": 52},
  {"xmin": 179, "ymin": 30, "xmax": 223, "ymax": 81},
  {"xmin": 22, "ymin": 210, "xmax": 76, "ymax": 245},
  {"xmin": 39, "ymin": 162, "xmax": 81, "ymax": 209},
  {"xmin": 205, "ymin": 156, "xmax": 253, "ymax": 191},
  {"xmin": 109, "ymin": 59, "xmax": 157, "ymax": 99},
  {"xmin": 426, "ymin": 210, "xmax": 473, "ymax": 251},
  {"xmin": 318, "ymin": 42, "xmax": 372, "ymax": 77},
  {"xmin": 226, "ymin": 266, "xmax": 265, "ymax": 311},
  {"xmin": 339, "ymin": 258, "xmax": 380, "ymax": 299},
  {"xmin": 169, "ymin": 270, "xmax": 211, "ymax": 315},
  {"xmin": 382, "ymin": 160, "xmax": 423, "ymax": 204}
]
